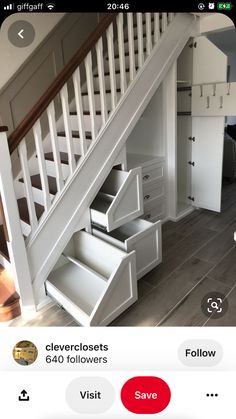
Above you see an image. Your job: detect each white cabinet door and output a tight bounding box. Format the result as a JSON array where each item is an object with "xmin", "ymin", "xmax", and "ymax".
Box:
[
  {"xmin": 190, "ymin": 36, "xmax": 227, "ymax": 212},
  {"xmin": 192, "ymin": 36, "xmax": 227, "ymax": 84},
  {"xmin": 191, "ymin": 117, "xmax": 225, "ymax": 212}
]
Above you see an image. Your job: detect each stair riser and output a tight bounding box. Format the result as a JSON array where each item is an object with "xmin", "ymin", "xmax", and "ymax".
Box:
[
  {"xmin": 20, "ymin": 220, "xmax": 31, "ymax": 237},
  {"xmin": 69, "ymin": 114, "xmax": 103, "ymax": 132},
  {"xmin": 45, "ymin": 159, "xmax": 70, "ymax": 180},
  {"xmin": 104, "ymin": 53, "xmax": 139, "ymax": 74},
  {"xmin": 57, "ymin": 137, "xmax": 91, "ymax": 155},
  {"xmin": 123, "ymin": 21, "xmax": 155, "ymax": 39},
  {"xmin": 91, "ymin": 73, "xmax": 120, "ymax": 92},
  {"xmin": 82, "ymin": 92, "xmax": 120, "ymax": 112},
  {"xmin": 30, "ymin": 187, "xmax": 55, "ymax": 207},
  {"xmin": 15, "ymin": 180, "xmax": 55, "ymax": 207}
]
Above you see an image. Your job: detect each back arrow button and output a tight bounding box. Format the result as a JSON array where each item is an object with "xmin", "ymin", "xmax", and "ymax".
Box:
[
  {"xmin": 8, "ymin": 20, "xmax": 35, "ymax": 48},
  {"xmin": 18, "ymin": 29, "xmax": 24, "ymax": 39}
]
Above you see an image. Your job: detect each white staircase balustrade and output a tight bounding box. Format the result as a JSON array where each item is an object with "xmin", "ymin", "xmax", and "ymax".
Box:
[{"xmin": 0, "ymin": 13, "xmax": 197, "ymax": 315}]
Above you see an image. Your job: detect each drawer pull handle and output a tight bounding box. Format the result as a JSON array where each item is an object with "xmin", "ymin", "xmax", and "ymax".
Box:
[
  {"xmin": 145, "ymin": 214, "xmax": 151, "ymax": 220},
  {"xmin": 143, "ymin": 174, "xmax": 150, "ymax": 181},
  {"xmin": 144, "ymin": 194, "xmax": 150, "ymax": 200}
]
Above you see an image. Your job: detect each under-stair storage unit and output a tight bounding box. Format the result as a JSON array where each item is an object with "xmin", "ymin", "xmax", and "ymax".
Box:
[
  {"xmin": 90, "ymin": 168, "xmax": 143, "ymax": 231},
  {"xmin": 45, "ymin": 230, "xmax": 137, "ymax": 326},
  {"xmin": 92, "ymin": 218, "xmax": 162, "ymax": 279},
  {"xmin": 127, "ymin": 154, "xmax": 166, "ymax": 222}
]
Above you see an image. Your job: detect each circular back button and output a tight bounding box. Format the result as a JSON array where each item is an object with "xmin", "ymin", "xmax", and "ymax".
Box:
[
  {"xmin": 121, "ymin": 376, "xmax": 171, "ymax": 414},
  {"xmin": 8, "ymin": 21, "xmax": 35, "ymax": 48}
]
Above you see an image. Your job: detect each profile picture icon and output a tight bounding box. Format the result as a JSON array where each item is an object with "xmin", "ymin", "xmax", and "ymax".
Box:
[{"xmin": 13, "ymin": 340, "xmax": 38, "ymax": 365}]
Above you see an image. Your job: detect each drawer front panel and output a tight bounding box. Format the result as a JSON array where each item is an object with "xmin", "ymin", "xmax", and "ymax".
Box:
[
  {"xmin": 142, "ymin": 163, "xmax": 164, "ymax": 183},
  {"xmin": 143, "ymin": 197, "xmax": 165, "ymax": 221},
  {"xmin": 143, "ymin": 180, "xmax": 165, "ymax": 202}
]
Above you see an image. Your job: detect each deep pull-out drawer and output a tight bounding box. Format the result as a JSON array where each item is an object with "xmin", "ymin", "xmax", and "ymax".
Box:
[
  {"xmin": 45, "ymin": 231, "xmax": 137, "ymax": 326},
  {"xmin": 93, "ymin": 218, "xmax": 162, "ymax": 280},
  {"xmin": 90, "ymin": 168, "xmax": 143, "ymax": 232}
]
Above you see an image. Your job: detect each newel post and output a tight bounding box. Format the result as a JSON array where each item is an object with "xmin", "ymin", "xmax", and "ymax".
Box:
[{"xmin": 0, "ymin": 127, "xmax": 36, "ymax": 313}]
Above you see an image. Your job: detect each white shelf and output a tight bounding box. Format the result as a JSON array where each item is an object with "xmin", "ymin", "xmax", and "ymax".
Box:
[{"xmin": 127, "ymin": 153, "xmax": 165, "ymax": 169}]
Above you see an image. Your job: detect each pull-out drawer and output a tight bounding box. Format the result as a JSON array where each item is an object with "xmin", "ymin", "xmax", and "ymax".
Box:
[
  {"xmin": 93, "ymin": 218, "xmax": 162, "ymax": 280},
  {"xmin": 45, "ymin": 231, "xmax": 137, "ymax": 326},
  {"xmin": 90, "ymin": 168, "xmax": 143, "ymax": 232},
  {"xmin": 143, "ymin": 196, "xmax": 165, "ymax": 222},
  {"xmin": 142, "ymin": 162, "xmax": 165, "ymax": 184},
  {"xmin": 143, "ymin": 179, "xmax": 165, "ymax": 203}
]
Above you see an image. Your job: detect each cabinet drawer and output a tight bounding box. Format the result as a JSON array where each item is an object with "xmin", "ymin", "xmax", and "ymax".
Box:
[
  {"xmin": 142, "ymin": 162, "xmax": 164, "ymax": 184},
  {"xmin": 45, "ymin": 231, "xmax": 137, "ymax": 326},
  {"xmin": 143, "ymin": 196, "xmax": 165, "ymax": 221},
  {"xmin": 93, "ymin": 218, "xmax": 162, "ymax": 280},
  {"xmin": 143, "ymin": 180, "xmax": 165, "ymax": 203},
  {"xmin": 90, "ymin": 168, "xmax": 143, "ymax": 232}
]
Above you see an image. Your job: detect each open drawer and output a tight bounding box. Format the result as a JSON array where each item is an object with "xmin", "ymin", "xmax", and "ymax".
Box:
[
  {"xmin": 92, "ymin": 218, "xmax": 162, "ymax": 280},
  {"xmin": 45, "ymin": 230, "xmax": 137, "ymax": 326},
  {"xmin": 90, "ymin": 168, "xmax": 143, "ymax": 232}
]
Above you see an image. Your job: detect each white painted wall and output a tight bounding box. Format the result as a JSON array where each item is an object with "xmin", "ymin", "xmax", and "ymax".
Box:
[
  {"xmin": 0, "ymin": 13, "xmax": 65, "ymax": 90},
  {"xmin": 199, "ymin": 13, "xmax": 234, "ymax": 34},
  {"xmin": 126, "ymin": 84, "xmax": 164, "ymax": 157}
]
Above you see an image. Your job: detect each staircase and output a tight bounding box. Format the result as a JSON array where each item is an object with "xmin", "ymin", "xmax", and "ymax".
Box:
[{"xmin": 0, "ymin": 12, "xmax": 196, "ymax": 323}]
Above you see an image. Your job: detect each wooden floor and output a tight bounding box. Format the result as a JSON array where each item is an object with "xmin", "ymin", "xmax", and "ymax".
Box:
[{"xmin": 7, "ymin": 180, "xmax": 236, "ymax": 327}]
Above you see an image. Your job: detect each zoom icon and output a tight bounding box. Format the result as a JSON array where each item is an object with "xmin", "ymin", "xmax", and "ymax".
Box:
[
  {"xmin": 198, "ymin": 3, "xmax": 206, "ymax": 9},
  {"xmin": 201, "ymin": 292, "xmax": 228, "ymax": 319}
]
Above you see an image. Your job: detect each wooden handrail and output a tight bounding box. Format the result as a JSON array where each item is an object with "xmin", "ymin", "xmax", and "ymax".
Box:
[{"xmin": 8, "ymin": 13, "xmax": 118, "ymax": 154}]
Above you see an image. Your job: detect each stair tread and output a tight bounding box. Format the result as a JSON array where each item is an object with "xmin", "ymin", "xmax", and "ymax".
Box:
[
  {"xmin": 110, "ymin": 49, "xmax": 146, "ymax": 60},
  {"xmin": 17, "ymin": 197, "xmax": 44, "ymax": 225},
  {"xmin": 82, "ymin": 89, "xmax": 121, "ymax": 96},
  {"xmin": 70, "ymin": 111, "xmax": 102, "ymax": 116},
  {"xmin": 44, "ymin": 152, "xmax": 80, "ymax": 165},
  {"xmin": 57, "ymin": 130, "xmax": 92, "ymax": 140},
  {"xmin": 19, "ymin": 175, "xmax": 57, "ymax": 195},
  {"xmin": 0, "ymin": 225, "xmax": 9, "ymax": 261},
  {"xmin": 94, "ymin": 67, "xmax": 138, "ymax": 78},
  {"xmin": 0, "ymin": 265, "xmax": 19, "ymax": 308}
]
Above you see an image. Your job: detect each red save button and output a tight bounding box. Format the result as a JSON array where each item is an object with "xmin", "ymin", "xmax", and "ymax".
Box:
[{"xmin": 121, "ymin": 376, "xmax": 171, "ymax": 414}]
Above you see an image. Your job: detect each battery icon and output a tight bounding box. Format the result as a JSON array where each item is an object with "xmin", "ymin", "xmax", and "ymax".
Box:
[{"xmin": 217, "ymin": 2, "xmax": 233, "ymax": 9}]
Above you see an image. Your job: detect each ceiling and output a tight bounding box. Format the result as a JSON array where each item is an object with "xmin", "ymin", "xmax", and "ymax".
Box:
[{"xmin": 207, "ymin": 28, "xmax": 236, "ymax": 52}]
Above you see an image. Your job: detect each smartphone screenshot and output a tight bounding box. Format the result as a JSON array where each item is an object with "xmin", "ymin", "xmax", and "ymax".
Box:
[{"xmin": 0, "ymin": 1, "xmax": 236, "ymax": 417}]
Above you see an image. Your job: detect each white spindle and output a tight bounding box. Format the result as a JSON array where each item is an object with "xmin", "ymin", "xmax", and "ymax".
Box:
[
  {"xmin": 33, "ymin": 120, "xmax": 51, "ymax": 211},
  {"xmin": 85, "ymin": 52, "xmax": 98, "ymax": 140},
  {"xmin": 60, "ymin": 84, "xmax": 76, "ymax": 174},
  {"xmin": 73, "ymin": 67, "xmax": 87, "ymax": 156},
  {"xmin": 145, "ymin": 13, "xmax": 152, "ymax": 56},
  {"xmin": 137, "ymin": 13, "xmax": 144, "ymax": 69},
  {"xmin": 154, "ymin": 13, "xmax": 160, "ymax": 44},
  {"xmin": 127, "ymin": 13, "xmax": 136, "ymax": 82},
  {"xmin": 18, "ymin": 139, "xmax": 38, "ymax": 231},
  {"xmin": 162, "ymin": 13, "xmax": 167, "ymax": 33},
  {"xmin": 169, "ymin": 13, "xmax": 174, "ymax": 23},
  {"xmin": 47, "ymin": 102, "xmax": 64, "ymax": 192},
  {"xmin": 106, "ymin": 23, "xmax": 117, "ymax": 110},
  {"xmin": 95, "ymin": 38, "xmax": 108, "ymax": 124},
  {"xmin": 116, "ymin": 13, "xmax": 127, "ymax": 95},
  {"xmin": 0, "ymin": 131, "xmax": 35, "ymax": 308}
]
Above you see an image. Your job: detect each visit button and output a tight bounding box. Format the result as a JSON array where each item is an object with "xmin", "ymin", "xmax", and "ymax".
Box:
[{"xmin": 121, "ymin": 376, "xmax": 171, "ymax": 414}]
